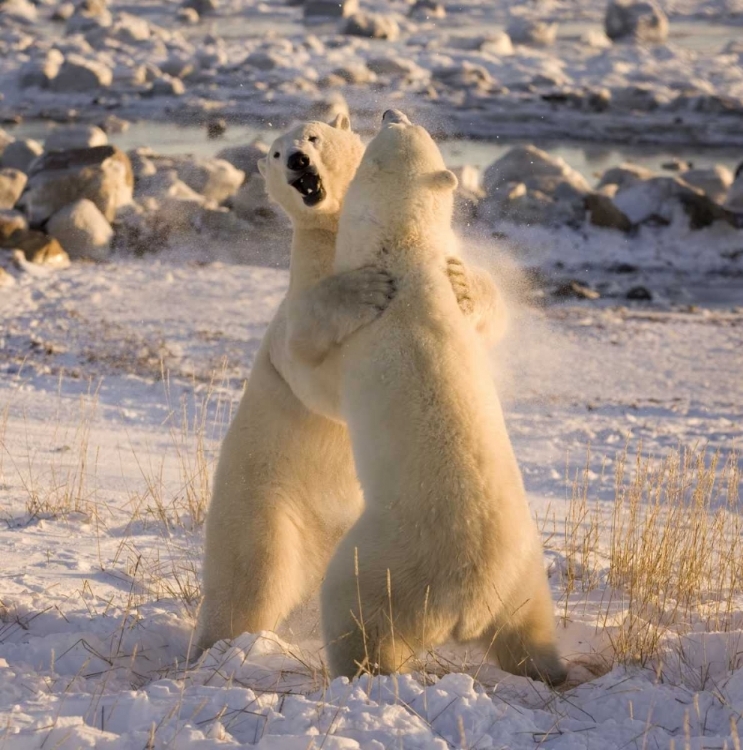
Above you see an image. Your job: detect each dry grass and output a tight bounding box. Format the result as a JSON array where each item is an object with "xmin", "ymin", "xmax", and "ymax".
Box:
[{"xmin": 557, "ymin": 443, "xmax": 743, "ymax": 670}]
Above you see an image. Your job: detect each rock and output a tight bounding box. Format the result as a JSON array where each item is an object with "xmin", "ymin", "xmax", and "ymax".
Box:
[
  {"xmin": 584, "ymin": 193, "xmax": 632, "ymax": 231},
  {"xmin": 331, "ymin": 62, "xmax": 376, "ymax": 84},
  {"xmin": 45, "ymin": 124, "xmax": 108, "ymax": 152},
  {"xmin": 46, "ymin": 198, "xmax": 112, "ymax": 260},
  {"xmin": 1, "ymin": 229, "xmax": 69, "ymax": 266},
  {"xmin": 432, "ymin": 62, "xmax": 492, "ymax": 89},
  {"xmin": 216, "ymin": 140, "xmax": 269, "ymax": 177},
  {"xmin": 0, "ymin": 265, "xmax": 14, "ymax": 287},
  {"xmin": 626, "ymin": 285, "xmax": 653, "ymax": 301},
  {"xmin": 99, "ymin": 114, "xmax": 129, "ymax": 134},
  {"xmin": 306, "ymin": 92, "xmax": 350, "ymax": 122},
  {"xmin": 0, "ymin": 0, "xmax": 37, "ymax": 24},
  {"xmin": 231, "ymin": 174, "xmax": 280, "ymax": 224},
  {"xmin": 176, "ymin": 158, "xmax": 244, "ymax": 203},
  {"xmin": 679, "ymin": 165, "xmax": 733, "ymax": 204},
  {"xmin": 479, "ymin": 182, "xmax": 585, "ymax": 227},
  {"xmin": 148, "ymin": 75, "xmax": 185, "ymax": 96},
  {"xmin": 343, "ymin": 12, "xmax": 400, "ymax": 40},
  {"xmin": 1, "ymin": 138, "xmax": 43, "ymax": 173},
  {"xmin": 127, "ymin": 149, "xmax": 157, "ymax": 180},
  {"xmin": 613, "ymin": 176, "xmax": 740, "ymax": 229},
  {"xmin": 51, "ymin": 2, "xmax": 75, "ymax": 21},
  {"xmin": 661, "ymin": 158, "xmax": 691, "ymax": 172},
  {"xmin": 181, "ymin": 0, "xmax": 217, "ymax": 15},
  {"xmin": 597, "ymin": 163, "xmax": 655, "ymax": 190},
  {"xmin": 367, "ymin": 55, "xmax": 422, "ymax": 77},
  {"xmin": 19, "ymin": 49, "xmax": 64, "ymax": 88},
  {"xmin": 409, "ymin": 0, "xmax": 445, "ymax": 19},
  {"xmin": 483, "ymin": 145, "xmax": 591, "ymax": 196},
  {"xmin": 0, "ymin": 208, "xmax": 27, "ymax": 240},
  {"xmin": 506, "ymin": 16, "xmax": 557, "ymax": 46},
  {"xmin": 65, "ymin": 2, "xmax": 112, "ymax": 34},
  {"xmin": 22, "ymin": 145, "xmax": 133, "ymax": 225},
  {"xmin": 176, "ymin": 6, "xmax": 199, "ymax": 23},
  {"xmin": 112, "ymin": 202, "xmax": 169, "ymax": 256},
  {"xmin": 554, "ymin": 281, "xmax": 600, "ymax": 300},
  {"xmin": 304, "ymin": 0, "xmax": 358, "ymax": 18},
  {"xmin": 605, "ymin": 0, "xmax": 668, "ymax": 43},
  {"xmin": 206, "ymin": 119, "xmax": 227, "ymax": 139},
  {"xmin": 159, "ymin": 53, "xmax": 194, "ymax": 78},
  {"xmin": 135, "ymin": 169, "xmax": 206, "ymax": 202},
  {"xmin": 86, "ymin": 12, "xmax": 151, "ymax": 46},
  {"xmin": 50, "ymin": 55, "xmax": 112, "ymax": 92},
  {"xmin": 243, "ymin": 51, "xmax": 283, "ymax": 72},
  {"xmin": 0, "ymin": 168, "xmax": 27, "ymax": 209}
]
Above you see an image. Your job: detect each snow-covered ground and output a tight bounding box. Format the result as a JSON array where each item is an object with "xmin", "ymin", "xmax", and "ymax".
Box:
[{"xmin": 0, "ymin": 254, "xmax": 741, "ymax": 748}]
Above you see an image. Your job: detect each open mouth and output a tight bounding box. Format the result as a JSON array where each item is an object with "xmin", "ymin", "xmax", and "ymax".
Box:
[{"xmin": 290, "ymin": 167, "xmax": 325, "ymax": 207}]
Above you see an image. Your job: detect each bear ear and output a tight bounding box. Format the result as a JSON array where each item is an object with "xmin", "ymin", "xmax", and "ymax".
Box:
[
  {"xmin": 257, "ymin": 156, "xmax": 267, "ymax": 177},
  {"xmin": 422, "ymin": 169, "xmax": 458, "ymax": 192},
  {"xmin": 329, "ymin": 113, "xmax": 351, "ymax": 131}
]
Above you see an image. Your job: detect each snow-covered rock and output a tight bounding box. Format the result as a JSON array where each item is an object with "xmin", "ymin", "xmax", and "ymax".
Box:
[
  {"xmin": 585, "ymin": 193, "xmax": 632, "ymax": 231},
  {"xmin": 176, "ymin": 6, "xmax": 199, "ymax": 23},
  {"xmin": 0, "ymin": 139, "xmax": 43, "ymax": 173},
  {"xmin": 605, "ymin": 0, "xmax": 669, "ymax": 43},
  {"xmin": 506, "ymin": 16, "xmax": 557, "ymax": 47},
  {"xmin": 180, "ymin": 0, "xmax": 217, "ymax": 15},
  {"xmin": 45, "ymin": 125, "xmax": 108, "ymax": 152},
  {"xmin": 679, "ymin": 166, "xmax": 733, "ymax": 204},
  {"xmin": 483, "ymin": 145, "xmax": 591, "ymax": 195},
  {"xmin": 409, "ymin": 0, "xmax": 445, "ymax": 20},
  {"xmin": 231, "ymin": 174, "xmax": 279, "ymax": 224},
  {"xmin": 0, "ymin": 168, "xmax": 27, "ymax": 209},
  {"xmin": 216, "ymin": 140, "xmax": 269, "ymax": 177},
  {"xmin": 46, "ymin": 198, "xmax": 113, "ymax": 260},
  {"xmin": 18, "ymin": 49, "xmax": 63, "ymax": 88},
  {"xmin": 597, "ymin": 163, "xmax": 655, "ymax": 190},
  {"xmin": 147, "ymin": 75, "xmax": 185, "ymax": 96},
  {"xmin": 0, "ymin": 208, "xmax": 27, "ymax": 240},
  {"xmin": 176, "ymin": 158, "xmax": 245, "ymax": 203},
  {"xmin": 50, "ymin": 55, "xmax": 112, "ymax": 92},
  {"xmin": 343, "ymin": 12, "xmax": 400, "ymax": 40},
  {"xmin": 22, "ymin": 145, "xmax": 133, "ymax": 225},
  {"xmin": 6, "ymin": 228, "xmax": 70, "ymax": 266},
  {"xmin": 0, "ymin": 0, "xmax": 38, "ymax": 25}
]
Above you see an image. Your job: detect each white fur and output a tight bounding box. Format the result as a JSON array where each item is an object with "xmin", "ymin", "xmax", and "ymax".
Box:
[
  {"xmin": 314, "ymin": 117, "xmax": 566, "ymax": 684},
  {"xmin": 195, "ymin": 116, "xmax": 507, "ymax": 654}
]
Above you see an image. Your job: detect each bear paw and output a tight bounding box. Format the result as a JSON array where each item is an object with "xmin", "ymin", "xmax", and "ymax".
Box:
[{"xmin": 446, "ymin": 257, "xmax": 474, "ymax": 315}]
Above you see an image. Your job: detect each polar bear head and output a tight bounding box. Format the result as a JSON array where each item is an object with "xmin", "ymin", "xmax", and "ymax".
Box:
[
  {"xmin": 335, "ymin": 109, "xmax": 458, "ymax": 271},
  {"xmin": 258, "ymin": 114, "xmax": 365, "ymax": 230}
]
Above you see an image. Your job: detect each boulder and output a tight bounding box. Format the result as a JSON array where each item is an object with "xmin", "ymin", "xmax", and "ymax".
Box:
[
  {"xmin": 180, "ymin": 0, "xmax": 217, "ymax": 14},
  {"xmin": 304, "ymin": 0, "xmax": 358, "ymax": 18},
  {"xmin": 176, "ymin": 6, "xmax": 199, "ymax": 23},
  {"xmin": 331, "ymin": 63, "xmax": 376, "ymax": 84},
  {"xmin": 0, "ymin": 0, "xmax": 37, "ymax": 24},
  {"xmin": 231, "ymin": 174, "xmax": 280, "ymax": 224},
  {"xmin": 176, "ymin": 158, "xmax": 245, "ymax": 203},
  {"xmin": 1, "ymin": 229, "xmax": 70, "ymax": 266},
  {"xmin": 51, "ymin": 2, "xmax": 75, "ymax": 21},
  {"xmin": 584, "ymin": 193, "xmax": 632, "ymax": 231},
  {"xmin": 0, "ymin": 138, "xmax": 43, "ymax": 173},
  {"xmin": 343, "ymin": 12, "xmax": 400, "ymax": 40},
  {"xmin": 50, "ymin": 55, "xmax": 112, "ymax": 92},
  {"xmin": 367, "ymin": 55, "xmax": 423, "ymax": 77},
  {"xmin": 148, "ymin": 75, "xmax": 185, "ymax": 96},
  {"xmin": 216, "ymin": 139, "xmax": 269, "ymax": 177},
  {"xmin": 18, "ymin": 49, "xmax": 64, "ymax": 88},
  {"xmin": 46, "ymin": 198, "xmax": 113, "ymax": 260},
  {"xmin": 45, "ymin": 124, "xmax": 108, "ymax": 152},
  {"xmin": 135, "ymin": 169, "xmax": 206, "ymax": 202},
  {"xmin": 65, "ymin": 1, "xmax": 112, "ymax": 34},
  {"xmin": 0, "ymin": 208, "xmax": 27, "ymax": 240},
  {"xmin": 0, "ymin": 168, "xmax": 27, "ymax": 209},
  {"xmin": 506, "ymin": 16, "xmax": 557, "ymax": 46},
  {"xmin": 613, "ymin": 176, "xmax": 741, "ymax": 229},
  {"xmin": 597, "ymin": 162, "xmax": 655, "ymax": 190},
  {"xmin": 605, "ymin": 0, "xmax": 668, "ymax": 43},
  {"xmin": 479, "ymin": 182, "xmax": 585, "ymax": 227},
  {"xmin": 679, "ymin": 165, "xmax": 733, "ymax": 204},
  {"xmin": 22, "ymin": 145, "xmax": 133, "ymax": 225},
  {"xmin": 409, "ymin": 0, "xmax": 445, "ymax": 19},
  {"xmin": 483, "ymin": 145, "xmax": 591, "ymax": 196},
  {"xmin": 0, "ymin": 129, "xmax": 12, "ymax": 157}
]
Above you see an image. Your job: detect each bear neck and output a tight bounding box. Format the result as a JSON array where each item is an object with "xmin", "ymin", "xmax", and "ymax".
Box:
[{"xmin": 288, "ymin": 225, "xmax": 337, "ymax": 294}]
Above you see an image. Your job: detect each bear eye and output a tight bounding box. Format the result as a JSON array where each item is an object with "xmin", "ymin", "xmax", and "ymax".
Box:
[
  {"xmin": 308, "ymin": 136, "xmax": 318, "ymax": 143},
  {"xmin": 273, "ymin": 151, "xmax": 280, "ymax": 159}
]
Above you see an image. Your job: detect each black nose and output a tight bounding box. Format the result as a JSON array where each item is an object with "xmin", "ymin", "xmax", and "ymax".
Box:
[{"xmin": 287, "ymin": 151, "xmax": 310, "ymax": 171}]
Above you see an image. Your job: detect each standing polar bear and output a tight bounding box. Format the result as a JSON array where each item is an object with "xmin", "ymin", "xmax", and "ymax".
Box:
[
  {"xmin": 195, "ymin": 114, "xmax": 504, "ymax": 652},
  {"xmin": 293, "ymin": 111, "xmax": 565, "ymax": 685}
]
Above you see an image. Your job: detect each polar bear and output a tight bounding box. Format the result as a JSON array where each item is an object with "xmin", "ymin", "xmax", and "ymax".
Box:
[
  {"xmin": 294, "ymin": 111, "xmax": 565, "ymax": 684},
  {"xmin": 195, "ymin": 114, "xmax": 504, "ymax": 652}
]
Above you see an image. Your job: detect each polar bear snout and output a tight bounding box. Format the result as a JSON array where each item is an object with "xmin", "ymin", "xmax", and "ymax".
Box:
[
  {"xmin": 287, "ymin": 151, "xmax": 311, "ymax": 172},
  {"xmin": 382, "ymin": 109, "xmax": 411, "ymax": 126}
]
